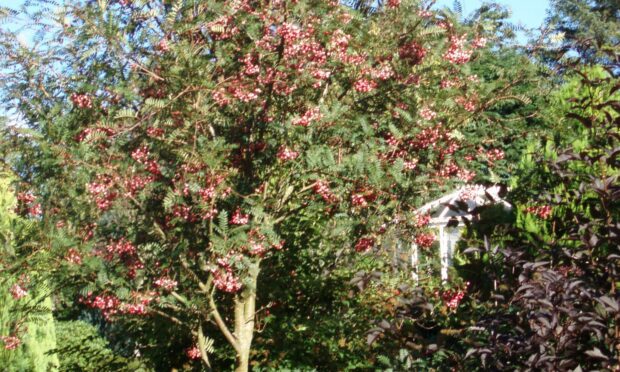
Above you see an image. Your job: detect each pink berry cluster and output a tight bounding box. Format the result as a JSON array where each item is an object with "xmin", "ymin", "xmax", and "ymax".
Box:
[
  {"xmin": 245, "ymin": 230, "xmax": 284, "ymax": 257},
  {"xmin": 121, "ymin": 293, "xmax": 154, "ymax": 315},
  {"xmin": 210, "ymin": 264, "xmax": 242, "ymax": 293},
  {"xmin": 66, "ymin": 248, "xmax": 82, "ymax": 265},
  {"xmin": 480, "ymin": 147, "xmax": 505, "ymax": 164},
  {"xmin": 379, "ymin": 130, "xmax": 434, "ymax": 171},
  {"xmin": 98, "ymin": 239, "xmax": 144, "ymax": 279},
  {"xmin": 146, "ymin": 126, "xmax": 165, "ymax": 138},
  {"xmin": 16, "ymin": 192, "xmax": 42, "ymax": 217},
  {"xmin": 16, "ymin": 191, "xmax": 36, "ymax": 205},
  {"xmin": 81, "ymin": 294, "xmax": 121, "ymax": 319},
  {"xmin": 70, "ymin": 93, "xmax": 93, "ymax": 109},
  {"xmin": 409, "ymin": 125, "xmax": 453, "ymax": 150},
  {"xmin": 443, "ymin": 289, "xmax": 466, "ymax": 309},
  {"xmin": 277, "ymin": 146, "xmax": 299, "ymax": 161},
  {"xmin": 277, "ymin": 21, "xmax": 327, "ymax": 72},
  {"xmin": 75, "ymin": 127, "xmax": 115, "ymax": 143},
  {"xmin": 418, "ymin": 9, "xmax": 434, "ymax": 18},
  {"xmin": 248, "ymin": 238, "xmax": 268, "ymax": 257},
  {"xmin": 1, "ymin": 336, "xmax": 20, "ymax": 350},
  {"xmin": 369, "ymin": 63, "xmax": 395, "ymax": 81},
  {"xmin": 293, "ymin": 107, "xmax": 322, "ymax": 127},
  {"xmin": 124, "ymin": 174, "xmax": 155, "ymax": 197},
  {"xmin": 415, "ymin": 232, "xmax": 435, "ymax": 248},
  {"xmin": 444, "ymin": 35, "xmax": 473, "ymax": 65},
  {"xmin": 156, "ymin": 38, "xmax": 170, "ymax": 53},
  {"xmin": 102, "ymin": 239, "xmax": 137, "ymax": 260},
  {"xmin": 525, "ymin": 205, "xmax": 552, "ymax": 219},
  {"xmin": 440, "ymin": 78, "xmax": 462, "ymax": 89},
  {"xmin": 414, "ymin": 214, "xmax": 431, "ymax": 228},
  {"xmin": 328, "ymin": 29, "xmax": 353, "ymax": 63},
  {"xmin": 230, "ymin": 208, "xmax": 250, "ymax": 225},
  {"xmin": 9, "ymin": 284, "xmax": 28, "ymax": 300},
  {"xmin": 351, "ymin": 193, "xmax": 368, "ymax": 208},
  {"xmin": 472, "ymin": 37, "xmax": 487, "ymax": 49},
  {"xmin": 379, "ymin": 125, "xmax": 476, "ymax": 182},
  {"xmin": 186, "ymin": 345, "xmax": 202, "ymax": 360},
  {"xmin": 313, "ymin": 180, "xmax": 337, "ymax": 203},
  {"xmin": 154, "ymin": 276, "xmax": 178, "ymax": 291},
  {"xmin": 458, "ymin": 185, "xmax": 480, "ymax": 202},
  {"xmin": 455, "ymin": 96, "xmax": 477, "ymax": 112},
  {"xmin": 355, "ymin": 237, "xmax": 375, "ymax": 252},
  {"xmin": 87, "ymin": 175, "xmax": 118, "ymax": 211},
  {"xmin": 131, "ymin": 146, "xmax": 161, "ymax": 176},
  {"xmin": 398, "ymin": 41, "xmax": 427, "ymax": 65},
  {"xmin": 81, "ymin": 291, "xmax": 155, "ymax": 319},
  {"xmin": 437, "ymin": 162, "xmax": 475, "ymax": 183},
  {"xmin": 122, "ymin": 303, "xmax": 148, "ymax": 315},
  {"xmin": 214, "ymin": 75, "xmax": 261, "ymax": 106},
  {"xmin": 207, "ymin": 15, "xmax": 238, "ymax": 41},
  {"xmin": 241, "ymin": 53, "xmax": 260, "ymax": 76},
  {"xmin": 167, "ymin": 173, "xmax": 231, "ymax": 224},
  {"xmin": 457, "ymin": 168, "xmax": 476, "ymax": 182},
  {"xmin": 171, "ymin": 204, "xmax": 199, "ymax": 222},
  {"xmin": 353, "ymin": 78, "xmax": 378, "ymax": 93},
  {"xmin": 419, "ymin": 106, "xmax": 438, "ymax": 121}
]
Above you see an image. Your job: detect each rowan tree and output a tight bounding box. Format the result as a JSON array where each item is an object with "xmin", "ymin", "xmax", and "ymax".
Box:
[{"xmin": 0, "ymin": 0, "xmax": 526, "ymax": 369}]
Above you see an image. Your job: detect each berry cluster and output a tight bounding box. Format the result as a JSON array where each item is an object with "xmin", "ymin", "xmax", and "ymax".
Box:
[
  {"xmin": 314, "ymin": 180, "xmax": 337, "ymax": 203},
  {"xmin": 355, "ymin": 237, "xmax": 375, "ymax": 252},
  {"xmin": 399, "ymin": 41, "xmax": 427, "ymax": 65},
  {"xmin": 65, "ymin": 248, "xmax": 82, "ymax": 265},
  {"xmin": 444, "ymin": 35, "xmax": 473, "ymax": 65},
  {"xmin": 277, "ymin": 146, "xmax": 299, "ymax": 161},
  {"xmin": 9, "ymin": 284, "xmax": 27, "ymax": 300},
  {"xmin": 154, "ymin": 277, "xmax": 178, "ymax": 291},
  {"xmin": 230, "ymin": 208, "xmax": 250, "ymax": 225},
  {"xmin": 441, "ymin": 288, "xmax": 466, "ymax": 309},
  {"xmin": 70, "ymin": 93, "xmax": 93, "ymax": 109},
  {"xmin": 354, "ymin": 78, "xmax": 378, "ymax": 93},
  {"xmin": 1, "ymin": 336, "xmax": 20, "ymax": 350},
  {"xmin": 415, "ymin": 232, "xmax": 435, "ymax": 248},
  {"xmin": 525, "ymin": 205, "xmax": 552, "ymax": 219},
  {"xmin": 293, "ymin": 107, "xmax": 322, "ymax": 127},
  {"xmin": 186, "ymin": 346, "xmax": 202, "ymax": 360},
  {"xmin": 87, "ymin": 175, "xmax": 118, "ymax": 211}
]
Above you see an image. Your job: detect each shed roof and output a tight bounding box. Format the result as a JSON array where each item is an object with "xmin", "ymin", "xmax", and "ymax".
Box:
[{"xmin": 416, "ymin": 185, "xmax": 511, "ymax": 227}]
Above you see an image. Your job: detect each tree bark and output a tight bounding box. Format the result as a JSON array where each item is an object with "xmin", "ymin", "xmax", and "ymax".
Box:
[{"xmin": 234, "ymin": 262, "xmax": 259, "ymax": 372}]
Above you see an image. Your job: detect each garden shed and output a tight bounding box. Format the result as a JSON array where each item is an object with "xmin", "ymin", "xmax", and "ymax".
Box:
[{"xmin": 412, "ymin": 185, "xmax": 511, "ymax": 283}]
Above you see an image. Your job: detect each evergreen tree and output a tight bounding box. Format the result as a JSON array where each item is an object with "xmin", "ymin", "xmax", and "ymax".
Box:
[
  {"xmin": 546, "ymin": 0, "xmax": 620, "ymax": 71},
  {"xmin": 0, "ymin": 170, "xmax": 59, "ymax": 371}
]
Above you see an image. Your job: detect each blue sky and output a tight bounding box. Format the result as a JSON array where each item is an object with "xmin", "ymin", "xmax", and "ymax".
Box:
[
  {"xmin": 434, "ymin": 0, "xmax": 551, "ymax": 30},
  {"xmin": 0, "ymin": 0, "xmax": 551, "ymax": 30}
]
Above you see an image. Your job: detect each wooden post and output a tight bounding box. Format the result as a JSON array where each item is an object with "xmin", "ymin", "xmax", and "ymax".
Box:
[
  {"xmin": 411, "ymin": 242, "xmax": 419, "ymax": 285},
  {"xmin": 439, "ymin": 226, "xmax": 448, "ymax": 283}
]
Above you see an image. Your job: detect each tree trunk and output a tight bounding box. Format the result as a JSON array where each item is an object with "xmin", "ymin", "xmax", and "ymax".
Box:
[{"xmin": 234, "ymin": 262, "xmax": 259, "ymax": 372}]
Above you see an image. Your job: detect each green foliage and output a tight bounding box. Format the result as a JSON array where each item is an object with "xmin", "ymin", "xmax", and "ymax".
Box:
[
  {"xmin": 456, "ymin": 65, "xmax": 620, "ymax": 369},
  {"xmin": 54, "ymin": 320, "xmax": 148, "ymax": 372},
  {"xmin": 546, "ymin": 0, "xmax": 620, "ymax": 69},
  {"xmin": 0, "ymin": 0, "xmax": 554, "ymax": 370},
  {"xmin": 0, "ymin": 173, "xmax": 59, "ymax": 371}
]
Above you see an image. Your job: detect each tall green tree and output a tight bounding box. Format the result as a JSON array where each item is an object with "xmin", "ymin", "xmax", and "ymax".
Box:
[{"xmin": 546, "ymin": 0, "xmax": 620, "ymax": 71}]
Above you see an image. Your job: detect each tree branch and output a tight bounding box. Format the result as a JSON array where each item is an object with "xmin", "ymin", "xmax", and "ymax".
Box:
[{"xmin": 209, "ymin": 292, "xmax": 240, "ymax": 354}]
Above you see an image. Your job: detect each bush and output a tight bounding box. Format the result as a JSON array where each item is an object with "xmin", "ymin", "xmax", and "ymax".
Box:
[{"xmin": 54, "ymin": 320, "xmax": 147, "ymax": 372}]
